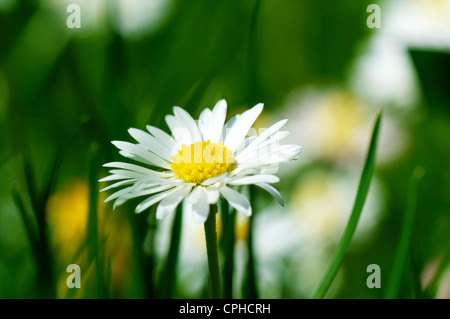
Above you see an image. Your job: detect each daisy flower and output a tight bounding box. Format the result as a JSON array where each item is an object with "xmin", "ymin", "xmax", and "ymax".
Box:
[{"xmin": 100, "ymin": 99, "xmax": 303, "ymax": 223}]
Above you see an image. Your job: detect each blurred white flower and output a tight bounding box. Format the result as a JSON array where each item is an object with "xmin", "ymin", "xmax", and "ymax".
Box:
[
  {"xmin": 350, "ymin": 0, "xmax": 450, "ymax": 107},
  {"xmin": 278, "ymin": 88, "xmax": 408, "ymax": 170},
  {"xmin": 115, "ymin": 0, "xmax": 174, "ymax": 38},
  {"xmin": 290, "ymin": 170, "xmax": 384, "ymax": 244},
  {"xmin": 384, "ymin": 0, "xmax": 450, "ymax": 49},
  {"xmin": 349, "ymin": 36, "xmax": 420, "ymax": 108},
  {"xmin": 253, "ymin": 168, "xmax": 385, "ymax": 297}
]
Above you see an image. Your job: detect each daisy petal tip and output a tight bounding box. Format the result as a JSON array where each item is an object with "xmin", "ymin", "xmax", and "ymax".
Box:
[
  {"xmin": 172, "ymin": 106, "xmax": 185, "ymax": 115},
  {"xmin": 111, "ymin": 141, "xmax": 123, "ymax": 148},
  {"xmin": 193, "ymin": 212, "xmax": 207, "ymax": 224},
  {"xmin": 155, "ymin": 205, "xmax": 170, "ymax": 220},
  {"xmin": 127, "ymin": 127, "xmax": 138, "ymax": 136},
  {"xmin": 217, "ymin": 99, "xmax": 227, "ymax": 108},
  {"xmin": 164, "ymin": 114, "xmax": 173, "ymax": 123},
  {"xmin": 254, "ymin": 102, "xmax": 264, "ymax": 111},
  {"xmin": 275, "ymin": 193, "xmax": 285, "ymax": 206}
]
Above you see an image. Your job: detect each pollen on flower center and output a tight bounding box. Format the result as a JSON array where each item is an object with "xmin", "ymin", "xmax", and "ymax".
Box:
[{"xmin": 170, "ymin": 140, "xmax": 234, "ymax": 184}]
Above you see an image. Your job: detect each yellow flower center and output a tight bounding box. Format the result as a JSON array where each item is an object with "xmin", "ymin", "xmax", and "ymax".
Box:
[{"xmin": 170, "ymin": 140, "xmax": 235, "ymax": 184}]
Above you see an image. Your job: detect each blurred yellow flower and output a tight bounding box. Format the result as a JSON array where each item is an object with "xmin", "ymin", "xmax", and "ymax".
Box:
[
  {"xmin": 46, "ymin": 181, "xmax": 133, "ymax": 297},
  {"xmin": 46, "ymin": 182, "xmax": 93, "ymax": 258}
]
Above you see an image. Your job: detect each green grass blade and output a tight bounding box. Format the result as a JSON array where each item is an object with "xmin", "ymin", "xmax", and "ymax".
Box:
[
  {"xmin": 39, "ymin": 150, "xmax": 63, "ymax": 212},
  {"xmin": 219, "ymin": 199, "xmax": 230, "ymax": 249},
  {"xmin": 39, "ymin": 117, "xmax": 86, "ymax": 210},
  {"xmin": 16, "ymin": 157, "xmax": 56, "ymax": 298},
  {"xmin": 87, "ymin": 143, "xmax": 107, "ymax": 298},
  {"xmin": 204, "ymin": 204, "xmax": 221, "ymax": 299},
  {"xmin": 22, "ymin": 158, "xmax": 38, "ymax": 212},
  {"xmin": 220, "ymin": 200, "xmax": 236, "ymax": 299},
  {"xmin": 243, "ymin": 185, "xmax": 259, "ymax": 299},
  {"xmin": 87, "ymin": 145, "xmax": 99, "ymax": 261},
  {"xmin": 311, "ymin": 111, "xmax": 382, "ymax": 299},
  {"xmin": 106, "ymin": 255, "xmax": 113, "ymax": 299},
  {"xmin": 143, "ymin": 210, "xmax": 157, "ymax": 298},
  {"xmin": 158, "ymin": 204, "xmax": 183, "ymax": 298},
  {"xmin": 409, "ymin": 248, "xmax": 425, "ymax": 298},
  {"xmin": 11, "ymin": 186, "xmax": 39, "ymax": 256},
  {"xmin": 385, "ymin": 166, "xmax": 424, "ymax": 299},
  {"xmin": 126, "ymin": 208, "xmax": 153, "ymax": 298}
]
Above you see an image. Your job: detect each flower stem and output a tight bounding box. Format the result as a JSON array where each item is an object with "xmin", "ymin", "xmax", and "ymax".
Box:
[{"xmin": 204, "ymin": 205, "xmax": 221, "ymax": 298}]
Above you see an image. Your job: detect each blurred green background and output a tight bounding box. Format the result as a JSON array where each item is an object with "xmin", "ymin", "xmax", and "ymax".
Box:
[{"xmin": 0, "ymin": 0, "xmax": 449, "ymax": 299}]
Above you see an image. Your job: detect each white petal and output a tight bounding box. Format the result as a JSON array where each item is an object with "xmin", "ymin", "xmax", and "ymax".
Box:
[
  {"xmin": 103, "ymin": 162, "xmax": 170, "ymax": 177},
  {"xmin": 235, "ymin": 135, "xmax": 257, "ymax": 154},
  {"xmin": 259, "ymin": 165, "xmax": 280, "ymax": 175},
  {"xmin": 118, "ymin": 150, "xmax": 162, "ymax": 167},
  {"xmin": 166, "ymin": 107, "xmax": 203, "ymax": 147},
  {"xmin": 235, "ymin": 132, "xmax": 291, "ymax": 164},
  {"xmin": 222, "ymin": 114, "xmax": 239, "ymax": 144},
  {"xmin": 173, "ymin": 106, "xmax": 202, "ymax": 142},
  {"xmin": 228, "ymin": 174, "xmax": 279, "ymax": 185},
  {"xmin": 219, "ymin": 186, "xmax": 252, "ymax": 217},
  {"xmin": 165, "ymin": 115, "xmax": 190, "ymax": 146},
  {"xmin": 155, "ymin": 185, "xmax": 192, "ymax": 219},
  {"xmin": 279, "ymin": 144, "xmax": 304, "ymax": 160},
  {"xmin": 201, "ymin": 172, "xmax": 230, "ymax": 186},
  {"xmin": 224, "ymin": 103, "xmax": 263, "ymax": 152},
  {"xmin": 186, "ymin": 186, "xmax": 210, "ymax": 223},
  {"xmin": 135, "ymin": 186, "xmax": 182, "ymax": 213},
  {"xmin": 99, "ymin": 174, "xmax": 132, "ymax": 182},
  {"xmin": 198, "ymin": 108, "xmax": 212, "ymax": 141},
  {"xmin": 205, "ymin": 99, "xmax": 227, "ymax": 143},
  {"xmin": 245, "ymin": 131, "xmax": 290, "ymax": 156},
  {"xmin": 255, "ymin": 183, "xmax": 284, "ymax": 206},
  {"xmin": 105, "ymin": 184, "xmax": 144, "ymax": 203},
  {"xmin": 234, "ymin": 144, "xmax": 303, "ymax": 172},
  {"xmin": 272, "ymin": 130, "xmax": 290, "ymax": 141},
  {"xmin": 205, "ymin": 188, "xmax": 220, "ymax": 204},
  {"xmin": 235, "ymin": 119, "xmax": 287, "ymax": 160},
  {"xmin": 100, "ymin": 179, "xmax": 137, "ymax": 192},
  {"xmin": 130, "ymin": 184, "xmax": 175, "ymax": 197},
  {"xmin": 146, "ymin": 125, "xmax": 176, "ymax": 151},
  {"xmin": 107, "ymin": 169, "xmax": 162, "ymax": 181},
  {"xmin": 128, "ymin": 128, "xmax": 172, "ymax": 161},
  {"xmin": 112, "ymin": 141, "xmax": 168, "ymax": 168},
  {"xmin": 112, "ymin": 184, "xmax": 175, "ymax": 209},
  {"xmin": 261, "ymin": 144, "xmax": 303, "ymax": 162}
]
